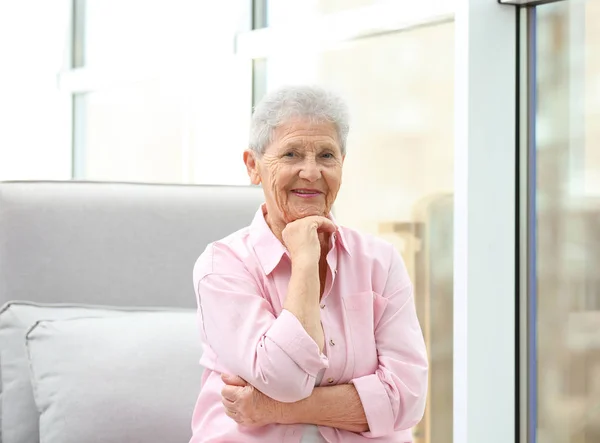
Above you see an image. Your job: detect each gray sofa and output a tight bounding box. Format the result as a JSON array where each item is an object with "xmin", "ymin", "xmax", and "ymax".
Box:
[{"xmin": 0, "ymin": 181, "xmax": 263, "ymax": 443}]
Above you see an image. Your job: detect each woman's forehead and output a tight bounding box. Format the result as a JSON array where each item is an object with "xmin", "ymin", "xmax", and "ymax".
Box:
[
  {"xmin": 271, "ymin": 121, "xmax": 340, "ymax": 147},
  {"xmin": 276, "ymin": 119, "xmax": 335, "ymax": 134}
]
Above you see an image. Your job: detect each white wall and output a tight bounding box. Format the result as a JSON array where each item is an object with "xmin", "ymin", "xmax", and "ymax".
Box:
[{"xmin": 0, "ymin": 0, "xmax": 72, "ymax": 181}]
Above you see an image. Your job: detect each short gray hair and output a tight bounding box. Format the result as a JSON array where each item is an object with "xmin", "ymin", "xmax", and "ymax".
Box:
[{"xmin": 249, "ymin": 85, "xmax": 350, "ymax": 156}]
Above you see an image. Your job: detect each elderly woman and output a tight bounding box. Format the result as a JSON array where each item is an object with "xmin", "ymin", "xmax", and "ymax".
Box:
[{"xmin": 190, "ymin": 85, "xmax": 428, "ymax": 443}]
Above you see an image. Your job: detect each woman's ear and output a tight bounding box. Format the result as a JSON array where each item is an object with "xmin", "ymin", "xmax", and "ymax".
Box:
[{"xmin": 243, "ymin": 149, "xmax": 261, "ymax": 185}]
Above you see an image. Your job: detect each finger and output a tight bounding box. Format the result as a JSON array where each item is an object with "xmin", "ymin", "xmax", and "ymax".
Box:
[
  {"xmin": 313, "ymin": 217, "xmax": 337, "ymax": 234},
  {"xmin": 225, "ymin": 408, "xmax": 242, "ymax": 423},
  {"xmin": 221, "ymin": 397, "xmax": 236, "ymax": 410},
  {"xmin": 221, "ymin": 385, "xmax": 241, "ymax": 402},
  {"xmin": 221, "ymin": 373, "xmax": 248, "ymax": 387}
]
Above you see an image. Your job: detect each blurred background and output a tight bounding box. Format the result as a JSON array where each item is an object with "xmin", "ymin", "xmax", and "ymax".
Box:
[
  {"xmin": 535, "ymin": 2, "xmax": 600, "ymax": 442},
  {"xmin": 0, "ymin": 1, "xmax": 598, "ymax": 442}
]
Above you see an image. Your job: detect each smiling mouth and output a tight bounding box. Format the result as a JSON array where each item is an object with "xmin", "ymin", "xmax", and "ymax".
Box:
[{"xmin": 291, "ymin": 189, "xmax": 322, "ymax": 198}]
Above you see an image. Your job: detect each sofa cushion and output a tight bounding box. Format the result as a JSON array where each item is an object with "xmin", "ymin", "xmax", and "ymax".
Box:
[
  {"xmin": 26, "ymin": 311, "xmax": 201, "ymax": 443},
  {"xmin": 0, "ymin": 181, "xmax": 263, "ymax": 310},
  {"xmin": 0, "ymin": 302, "xmax": 190, "ymax": 443}
]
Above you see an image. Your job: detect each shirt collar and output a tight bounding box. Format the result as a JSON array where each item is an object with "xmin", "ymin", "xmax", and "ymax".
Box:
[
  {"xmin": 249, "ymin": 205, "xmax": 287, "ymax": 276},
  {"xmin": 329, "ymin": 211, "xmax": 351, "ymax": 257},
  {"xmin": 249, "ymin": 205, "xmax": 352, "ymax": 276}
]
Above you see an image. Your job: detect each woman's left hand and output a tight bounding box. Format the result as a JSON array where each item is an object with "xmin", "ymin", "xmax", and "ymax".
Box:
[{"xmin": 221, "ymin": 374, "xmax": 281, "ymax": 427}]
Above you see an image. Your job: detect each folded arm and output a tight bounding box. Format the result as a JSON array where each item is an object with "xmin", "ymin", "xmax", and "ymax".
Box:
[
  {"xmin": 278, "ymin": 383, "xmax": 369, "ymax": 433},
  {"xmin": 194, "ymin": 243, "xmax": 328, "ymax": 403}
]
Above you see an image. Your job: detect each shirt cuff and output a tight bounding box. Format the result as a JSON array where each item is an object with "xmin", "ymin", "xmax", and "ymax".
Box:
[
  {"xmin": 265, "ymin": 309, "xmax": 329, "ymax": 377},
  {"xmin": 351, "ymin": 373, "xmax": 395, "ymax": 438}
]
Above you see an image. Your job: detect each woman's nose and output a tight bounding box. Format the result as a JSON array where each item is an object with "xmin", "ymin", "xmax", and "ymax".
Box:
[{"xmin": 298, "ymin": 159, "xmax": 321, "ymax": 182}]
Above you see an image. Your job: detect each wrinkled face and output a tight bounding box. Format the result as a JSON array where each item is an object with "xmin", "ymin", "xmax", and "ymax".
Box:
[{"xmin": 244, "ymin": 118, "xmax": 344, "ymax": 226}]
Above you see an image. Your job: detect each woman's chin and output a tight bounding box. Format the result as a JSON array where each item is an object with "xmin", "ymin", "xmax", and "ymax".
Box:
[{"xmin": 284, "ymin": 206, "xmax": 329, "ymax": 221}]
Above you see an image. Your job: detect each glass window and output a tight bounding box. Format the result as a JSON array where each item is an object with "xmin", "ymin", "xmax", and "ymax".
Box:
[
  {"xmin": 534, "ymin": 1, "xmax": 600, "ymax": 442},
  {"xmin": 72, "ymin": 71, "xmax": 251, "ymax": 185},
  {"xmin": 69, "ymin": 0, "xmax": 251, "ymax": 184},
  {"xmin": 72, "ymin": 0, "xmax": 207, "ymax": 70},
  {"xmin": 257, "ymin": 21, "xmax": 454, "ymax": 443},
  {"xmin": 73, "ymin": 79, "xmax": 187, "ymax": 183}
]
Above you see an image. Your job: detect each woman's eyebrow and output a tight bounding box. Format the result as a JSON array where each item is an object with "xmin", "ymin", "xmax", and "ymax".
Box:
[
  {"xmin": 280, "ymin": 141, "xmax": 337, "ymax": 151},
  {"xmin": 314, "ymin": 143, "xmax": 339, "ymax": 152}
]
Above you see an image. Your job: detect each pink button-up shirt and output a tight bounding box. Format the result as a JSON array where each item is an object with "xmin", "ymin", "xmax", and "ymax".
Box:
[{"xmin": 190, "ymin": 206, "xmax": 428, "ymax": 442}]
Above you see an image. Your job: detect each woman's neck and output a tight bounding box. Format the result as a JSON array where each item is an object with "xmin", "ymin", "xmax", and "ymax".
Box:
[{"xmin": 266, "ymin": 218, "xmax": 286, "ymax": 244}]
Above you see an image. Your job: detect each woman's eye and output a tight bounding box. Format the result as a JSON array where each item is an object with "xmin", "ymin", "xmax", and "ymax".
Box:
[
  {"xmin": 321, "ymin": 153, "xmax": 334, "ymax": 159},
  {"xmin": 284, "ymin": 152, "xmax": 295, "ymax": 158}
]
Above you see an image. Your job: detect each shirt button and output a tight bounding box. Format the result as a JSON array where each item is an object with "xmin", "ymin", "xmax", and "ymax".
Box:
[
  {"xmin": 329, "ymin": 339, "xmax": 335, "ymax": 346},
  {"xmin": 320, "ymin": 303, "xmax": 325, "ymax": 309},
  {"xmin": 327, "ymin": 377, "xmax": 334, "ymax": 384}
]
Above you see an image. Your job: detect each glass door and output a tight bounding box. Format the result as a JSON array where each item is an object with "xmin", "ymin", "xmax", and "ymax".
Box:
[{"xmin": 526, "ymin": 1, "xmax": 600, "ymax": 441}]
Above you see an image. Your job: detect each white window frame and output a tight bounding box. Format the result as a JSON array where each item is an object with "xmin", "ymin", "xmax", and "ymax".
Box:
[{"xmin": 453, "ymin": 2, "xmax": 517, "ymax": 442}]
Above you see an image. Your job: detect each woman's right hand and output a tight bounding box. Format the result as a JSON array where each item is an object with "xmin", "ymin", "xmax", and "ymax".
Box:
[{"xmin": 282, "ymin": 216, "xmax": 337, "ymax": 264}]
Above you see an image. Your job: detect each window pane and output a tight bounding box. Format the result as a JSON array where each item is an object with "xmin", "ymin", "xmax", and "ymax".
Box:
[
  {"xmin": 73, "ymin": 67, "xmax": 251, "ymax": 185},
  {"xmin": 74, "ymin": 0, "xmax": 205, "ymax": 69},
  {"xmin": 73, "ymin": 0, "xmax": 249, "ymax": 70},
  {"xmin": 73, "ymin": 79, "xmax": 186, "ymax": 183},
  {"xmin": 535, "ymin": 2, "xmax": 600, "ymax": 442},
  {"xmin": 259, "ymin": 22, "xmax": 454, "ymax": 443}
]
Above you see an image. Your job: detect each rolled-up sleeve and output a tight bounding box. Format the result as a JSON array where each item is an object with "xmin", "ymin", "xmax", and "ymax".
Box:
[
  {"xmin": 194, "ymin": 243, "xmax": 329, "ymax": 403},
  {"xmin": 265, "ymin": 310, "xmax": 330, "ymax": 375},
  {"xmin": 351, "ymin": 246, "xmax": 429, "ymax": 438}
]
